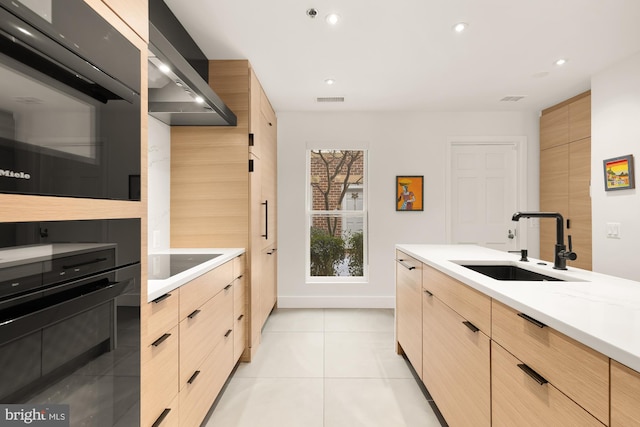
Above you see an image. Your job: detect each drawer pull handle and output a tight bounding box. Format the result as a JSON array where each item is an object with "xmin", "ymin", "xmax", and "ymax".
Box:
[
  {"xmin": 63, "ymin": 257, "xmax": 108, "ymax": 269},
  {"xmin": 152, "ymin": 408, "xmax": 171, "ymax": 427},
  {"xmin": 517, "ymin": 312, "xmax": 547, "ymax": 328},
  {"xmin": 187, "ymin": 309, "xmax": 201, "ymax": 319},
  {"xmin": 224, "ymin": 284, "xmax": 233, "ymax": 291},
  {"xmin": 517, "ymin": 363, "xmax": 548, "ymax": 385},
  {"xmin": 152, "ymin": 293, "xmax": 171, "ymax": 304},
  {"xmin": 237, "ymin": 274, "xmax": 244, "ymax": 279},
  {"xmin": 237, "ymin": 314, "xmax": 244, "ymax": 321},
  {"xmin": 462, "ymin": 321, "xmax": 479, "ymax": 333},
  {"xmin": 397, "ymin": 260, "xmax": 416, "ymax": 271},
  {"xmin": 423, "ymin": 289, "xmax": 433, "ymax": 297},
  {"xmin": 187, "ymin": 370, "xmax": 201, "ymax": 384},
  {"xmin": 224, "ymin": 329, "xmax": 232, "ymax": 338},
  {"xmin": 152, "ymin": 333, "xmax": 171, "ymax": 347}
]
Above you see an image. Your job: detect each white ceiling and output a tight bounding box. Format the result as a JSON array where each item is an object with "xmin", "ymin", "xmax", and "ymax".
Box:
[{"xmin": 164, "ymin": 0, "xmax": 640, "ymax": 114}]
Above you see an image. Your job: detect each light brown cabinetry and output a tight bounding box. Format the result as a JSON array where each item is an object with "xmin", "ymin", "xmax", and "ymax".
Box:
[
  {"xmin": 100, "ymin": 0, "xmax": 148, "ymax": 41},
  {"xmin": 492, "ymin": 342, "xmax": 604, "ymax": 427},
  {"xmin": 395, "ymin": 251, "xmax": 423, "ymax": 377},
  {"xmin": 142, "ymin": 256, "xmax": 244, "ymax": 427},
  {"xmin": 611, "ymin": 360, "xmax": 640, "ymax": 426},
  {"xmin": 492, "ymin": 300, "xmax": 609, "ymax": 425},
  {"xmin": 421, "ymin": 264, "xmax": 491, "ymax": 427},
  {"xmin": 171, "ymin": 60, "xmax": 277, "ymax": 361},
  {"xmin": 539, "ymin": 91, "xmax": 592, "ymax": 270}
]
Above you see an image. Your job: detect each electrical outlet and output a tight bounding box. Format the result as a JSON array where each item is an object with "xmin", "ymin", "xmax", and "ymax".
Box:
[{"xmin": 606, "ymin": 222, "xmax": 621, "ymax": 239}]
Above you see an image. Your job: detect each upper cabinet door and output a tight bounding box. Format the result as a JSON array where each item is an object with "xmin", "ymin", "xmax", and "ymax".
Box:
[
  {"xmin": 540, "ymin": 105, "xmax": 569, "ymax": 150},
  {"xmin": 568, "ymin": 94, "xmax": 591, "ymax": 143}
]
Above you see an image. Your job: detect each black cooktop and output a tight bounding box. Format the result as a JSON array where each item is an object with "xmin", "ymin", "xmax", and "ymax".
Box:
[{"xmin": 148, "ymin": 253, "xmax": 220, "ymax": 280}]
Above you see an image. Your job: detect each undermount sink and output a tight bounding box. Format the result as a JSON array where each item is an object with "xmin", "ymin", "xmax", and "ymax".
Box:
[{"xmin": 459, "ymin": 264, "xmax": 564, "ymax": 282}]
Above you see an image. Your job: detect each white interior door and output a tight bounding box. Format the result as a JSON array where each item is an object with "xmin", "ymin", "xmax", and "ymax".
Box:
[{"xmin": 449, "ymin": 142, "xmax": 520, "ymax": 251}]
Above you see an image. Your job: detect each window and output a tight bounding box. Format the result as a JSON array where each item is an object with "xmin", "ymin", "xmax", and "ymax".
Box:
[{"xmin": 306, "ymin": 149, "xmax": 368, "ymax": 282}]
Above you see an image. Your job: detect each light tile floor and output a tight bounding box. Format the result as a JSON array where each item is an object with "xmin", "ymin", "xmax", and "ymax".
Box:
[{"xmin": 205, "ymin": 308, "xmax": 446, "ymax": 427}]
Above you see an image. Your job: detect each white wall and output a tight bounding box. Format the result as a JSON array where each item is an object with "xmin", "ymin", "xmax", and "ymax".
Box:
[
  {"xmin": 277, "ymin": 110, "xmax": 540, "ymax": 308},
  {"xmin": 591, "ymin": 52, "xmax": 640, "ymax": 280},
  {"xmin": 148, "ymin": 116, "xmax": 171, "ymax": 252}
]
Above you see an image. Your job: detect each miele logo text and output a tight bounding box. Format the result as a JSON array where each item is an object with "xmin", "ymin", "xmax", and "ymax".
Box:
[{"xmin": 0, "ymin": 169, "xmax": 31, "ymax": 179}]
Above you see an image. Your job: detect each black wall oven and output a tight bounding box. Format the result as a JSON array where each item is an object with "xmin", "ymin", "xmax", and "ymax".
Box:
[
  {"xmin": 0, "ymin": 218, "xmax": 141, "ymax": 425},
  {"xmin": 0, "ymin": 0, "xmax": 141, "ymax": 200}
]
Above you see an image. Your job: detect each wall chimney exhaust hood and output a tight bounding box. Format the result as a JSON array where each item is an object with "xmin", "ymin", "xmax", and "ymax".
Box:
[{"xmin": 148, "ymin": 0, "xmax": 236, "ymax": 126}]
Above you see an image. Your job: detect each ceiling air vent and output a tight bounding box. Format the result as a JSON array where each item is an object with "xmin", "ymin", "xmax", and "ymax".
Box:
[
  {"xmin": 316, "ymin": 96, "xmax": 345, "ymax": 103},
  {"xmin": 500, "ymin": 96, "xmax": 526, "ymax": 102}
]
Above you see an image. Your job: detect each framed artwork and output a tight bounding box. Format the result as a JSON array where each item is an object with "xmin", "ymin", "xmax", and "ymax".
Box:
[
  {"xmin": 396, "ymin": 175, "xmax": 424, "ymax": 211},
  {"xmin": 603, "ymin": 155, "xmax": 635, "ymax": 191}
]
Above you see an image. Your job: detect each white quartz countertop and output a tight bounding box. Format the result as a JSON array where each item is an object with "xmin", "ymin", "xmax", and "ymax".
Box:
[
  {"xmin": 147, "ymin": 248, "xmax": 245, "ymax": 302},
  {"xmin": 396, "ymin": 244, "xmax": 640, "ymax": 372}
]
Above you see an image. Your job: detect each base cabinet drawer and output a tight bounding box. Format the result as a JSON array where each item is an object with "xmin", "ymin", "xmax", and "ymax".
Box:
[
  {"xmin": 611, "ymin": 360, "xmax": 640, "ymax": 426},
  {"xmin": 422, "ymin": 291, "xmax": 490, "ymax": 427},
  {"xmin": 142, "ymin": 326, "xmax": 179, "ymax": 427},
  {"xmin": 395, "ymin": 250, "xmax": 423, "ymax": 378},
  {"xmin": 149, "ymin": 395, "xmax": 179, "ymax": 427},
  {"xmin": 492, "ymin": 300, "xmax": 609, "ymax": 423},
  {"xmin": 492, "ymin": 342, "xmax": 604, "ymax": 427}
]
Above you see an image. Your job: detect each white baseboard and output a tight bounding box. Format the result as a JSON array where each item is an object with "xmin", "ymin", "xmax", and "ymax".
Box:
[{"xmin": 277, "ymin": 295, "xmax": 395, "ymax": 309}]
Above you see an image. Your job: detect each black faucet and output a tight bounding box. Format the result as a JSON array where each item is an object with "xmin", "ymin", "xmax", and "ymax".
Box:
[{"xmin": 511, "ymin": 212, "xmax": 577, "ymax": 270}]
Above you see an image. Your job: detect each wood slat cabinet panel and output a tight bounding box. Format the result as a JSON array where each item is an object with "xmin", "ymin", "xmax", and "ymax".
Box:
[
  {"xmin": 422, "ymin": 291, "xmax": 490, "ymax": 427},
  {"xmin": 179, "ymin": 261, "xmax": 233, "ymax": 320},
  {"xmin": 395, "ymin": 251, "xmax": 423, "ymax": 377},
  {"xmin": 179, "ymin": 284, "xmax": 233, "ymax": 388},
  {"xmin": 611, "ymin": 360, "xmax": 640, "ymax": 426},
  {"xmin": 101, "ymin": 0, "xmax": 148, "ymax": 41},
  {"xmin": 492, "ymin": 342, "xmax": 605, "ymax": 427},
  {"xmin": 422, "ymin": 263, "xmax": 491, "ymax": 335},
  {"xmin": 540, "ymin": 105, "xmax": 568, "ymax": 150},
  {"xmin": 141, "ymin": 325, "xmax": 179, "ymax": 427},
  {"xmin": 539, "ymin": 144, "xmax": 569, "ymax": 263},
  {"xmin": 568, "ymin": 93, "xmax": 591, "ymax": 142},
  {"xmin": 492, "ymin": 300, "xmax": 609, "ymax": 424},
  {"xmin": 568, "ymin": 138, "xmax": 592, "ymax": 270}
]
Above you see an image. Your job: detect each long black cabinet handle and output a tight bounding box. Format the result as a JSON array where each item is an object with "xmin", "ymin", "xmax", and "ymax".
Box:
[
  {"xmin": 224, "ymin": 329, "xmax": 232, "ymax": 338},
  {"xmin": 187, "ymin": 370, "xmax": 201, "ymax": 384},
  {"xmin": 152, "ymin": 293, "xmax": 171, "ymax": 304},
  {"xmin": 187, "ymin": 309, "xmax": 201, "ymax": 319},
  {"xmin": 152, "ymin": 333, "xmax": 171, "ymax": 347},
  {"xmin": 463, "ymin": 321, "xmax": 479, "ymax": 333},
  {"xmin": 517, "ymin": 312, "xmax": 547, "ymax": 328},
  {"xmin": 151, "ymin": 408, "xmax": 171, "ymax": 427},
  {"xmin": 224, "ymin": 284, "xmax": 232, "ymax": 291},
  {"xmin": 423, "ymin": 289, "xmax": 433, "ymax": 297},
  {"xmin": 518, "ymin": 363, "xmax": 548, "ymax": 385},
  {"xmin": 397, "ymin": 260, "xmax": 416, "ymax": 271},
  {"xmin": 63, "ymin": 257, "xmax": 108, "ymax": 269},
  {"xmin": 237, "ymin": 314, "xmax": 244, "ymax": 321},
  {"xmin": 261, "ymin": 200, "xmax": 268, "ymax": 240}
]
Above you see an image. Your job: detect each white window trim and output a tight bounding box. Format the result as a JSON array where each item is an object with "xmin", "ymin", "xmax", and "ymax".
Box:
[{"xmin": 305, "ymin": 148, "xmax": 369, "ymax": 283}]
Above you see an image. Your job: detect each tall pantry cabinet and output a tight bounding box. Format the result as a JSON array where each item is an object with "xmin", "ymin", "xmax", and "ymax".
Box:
[
  {"xmin": 170, "ymin": 60, "xmax": 277, "ymax": 361},
  {"xmin": 539, "ymin": 91, "xmax": 592, "ymax": 270}
]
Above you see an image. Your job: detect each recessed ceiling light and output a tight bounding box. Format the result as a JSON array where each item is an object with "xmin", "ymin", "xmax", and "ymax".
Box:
[
  {"xmin": 453, "ymin": 22, "xmax": 468, "ymax": 33},
  {"xmin": 325, "ymin": 78, "xmax": 335, "ymax": 85},
  {"xmin": 326, "ymin": 13, "xmax": 340, "ymax": 25},
  {"xmin": 555, "ymin": 58, "xmax": 567, "ymax": 66},
  {"xmin": 194, "ymin": 96, "xmax": 204, "ymax": 103}
]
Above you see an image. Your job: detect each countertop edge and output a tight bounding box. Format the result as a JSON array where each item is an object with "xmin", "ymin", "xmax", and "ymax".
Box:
[
  {"xmin": 147, "ymin": 248, "xmax": 245, "ymax": 302},
  {"xmin": 396, "ymin": 244, "xmax": 640, "ymax": 373}
]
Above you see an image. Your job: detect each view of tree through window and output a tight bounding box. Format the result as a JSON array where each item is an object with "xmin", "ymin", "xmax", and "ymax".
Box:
[{"xmin": 308, "ymin": 150, "xmax": 367, "ymax": 279}]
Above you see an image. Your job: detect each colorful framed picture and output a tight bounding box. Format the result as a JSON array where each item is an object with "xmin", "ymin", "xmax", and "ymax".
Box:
[
  {"xmin": 396, "ymin": 176, "xmax": 424, "ymax": 211},
  {"xmin": 603, "ymin": 155, "xmax": 635, "ymax": 191}
]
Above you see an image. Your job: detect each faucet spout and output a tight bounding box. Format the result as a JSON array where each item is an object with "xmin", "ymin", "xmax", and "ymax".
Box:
[{"xmin": 511, "ymin": 211, "xmax": 575, "ymax": 270}]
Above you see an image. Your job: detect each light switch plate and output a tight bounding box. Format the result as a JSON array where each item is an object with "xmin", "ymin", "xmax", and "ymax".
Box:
[{"xmin": 606, "ymin": 222, "xmax": 621, "ymax": 239}]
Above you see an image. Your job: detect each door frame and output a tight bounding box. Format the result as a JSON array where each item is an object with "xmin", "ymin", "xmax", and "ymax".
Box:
[{"xmin": 445, "ymin": 136, "xmax": 529, "ymax": 249}]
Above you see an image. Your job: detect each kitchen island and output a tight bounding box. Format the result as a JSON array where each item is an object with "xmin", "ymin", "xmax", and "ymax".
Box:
[{"xmin": 396, "ymin": 244, "xmax": 640, "ymax": 427}]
